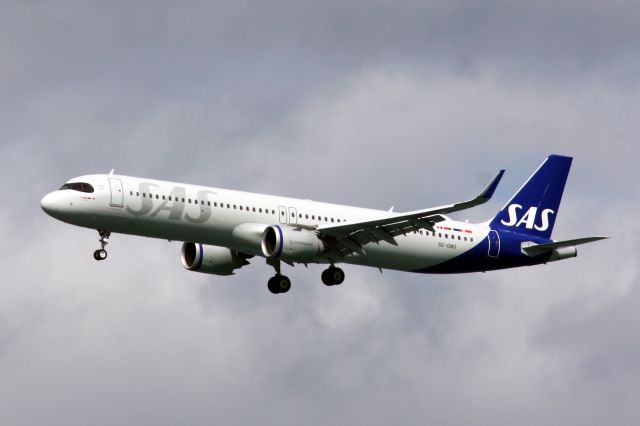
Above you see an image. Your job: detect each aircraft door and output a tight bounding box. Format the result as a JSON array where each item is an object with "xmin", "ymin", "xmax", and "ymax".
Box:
[
  {"xmin": 487, "ymin": 230, "xmax": 500, "ymax": 258},
  {"xmin": 288, "ymin": 207, "xmax": 298, "ymax": 225},
  {"xmin": 108, "ymin": 178, "xmax": 124, "ymax": 207},
  {"xmin": 278, "ymin": 206, "xmax": 287, "ymax": 224}
]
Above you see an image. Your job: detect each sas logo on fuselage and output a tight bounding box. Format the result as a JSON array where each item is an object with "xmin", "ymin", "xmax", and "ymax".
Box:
[{"xmin": 500, "ymin": 204, "xmax": 555, "ymax": 231}]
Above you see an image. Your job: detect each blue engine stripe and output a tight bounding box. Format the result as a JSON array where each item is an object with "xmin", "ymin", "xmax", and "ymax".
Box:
[
  {"xmin": 275, "ymin": 225, "xmax": 284, "ymax": 258},
  {"xmin": 195, "ymin": 243, "xmax": 204, "ymax": 270}
]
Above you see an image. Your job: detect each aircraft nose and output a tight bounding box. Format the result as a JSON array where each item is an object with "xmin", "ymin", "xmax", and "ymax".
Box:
[{"xmin": 40, "ymin": 192, "xmax": 58, "ymax": 215}]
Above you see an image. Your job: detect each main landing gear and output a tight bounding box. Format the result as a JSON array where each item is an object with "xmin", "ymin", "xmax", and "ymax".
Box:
[
  {"xmin": 321, "ymin": 266, "xmax": 345, "ymax": 286},
  {"xmin": 266, "ymin": 259, "xmax": 291, "ymax": 294},
  {"xmin": 268, "ymin": 275, "xmax": 292, "ymax": 294},
  {"xmin": 93, "ymin": 229, "xmax": 110, "ymax": 261},
  {"xmin": 265, "ymin": 260, "xmax": 346, "ymax": 294}
]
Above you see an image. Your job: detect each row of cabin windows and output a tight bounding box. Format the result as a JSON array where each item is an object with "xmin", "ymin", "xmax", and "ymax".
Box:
[
  {"xmin": 413, "ymin": 229, "xmax": 474, "ymax": 242},
  {"xmin": 126, "ymin": 190, "xmax": 471, "ymax": 239},
  {"xmin": 129, "ymin": 190, "xmax": 347, "ymax": 223},
  {"xmin": 295, "ymin": 212, "xmax": 344, "ymax": 223},
  {"xmin": 130, "ymin": 190, "xmax": 277, "ymax": 214}
]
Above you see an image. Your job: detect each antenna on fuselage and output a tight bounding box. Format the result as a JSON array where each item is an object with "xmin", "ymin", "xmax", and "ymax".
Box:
[{"xmin": 108, "ymin": 169, "xmax": 115, "ymax": 175}]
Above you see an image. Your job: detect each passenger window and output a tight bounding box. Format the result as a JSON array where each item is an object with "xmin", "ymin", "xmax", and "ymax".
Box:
[
  {"xmin": 259, "ymin": 208, "xmax": 262, "ymax": 213},
  {"xmin": 305, "ymin": 214, "xmax": 309, "ymax": 219},
  {"xmin": 240, "ymin": 206, "xmax": 243, "ymax": 211},
  {"xmin": 253, "ymin": 207, "xmax": 256, "ymax": 212},
  {"xmin": 136, "ymin": 192, "xmax": 139, "ymax": 196},
  {"xmin": 331, "ymin": 218, "xmax": 334, "ymax": 222},
  {"xmin": 233, "ymin": 205, "xmax": 237, "ymax": 209},
  {"xmin": 470, "ymin": 238, "xmax": 474, "ymax": 242}
]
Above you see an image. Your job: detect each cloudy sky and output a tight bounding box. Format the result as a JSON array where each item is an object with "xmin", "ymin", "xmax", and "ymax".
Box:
[{"xmin": 1, "ymin": 1, "xmax": 639, "ymax": 424}]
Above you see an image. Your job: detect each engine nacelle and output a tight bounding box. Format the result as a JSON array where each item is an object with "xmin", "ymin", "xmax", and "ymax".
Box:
[
  {"xmin": 231, "ymin": 223, "xmax": 269, "ymax": 255},
  {"xmin": 548, "ymin": 246, "xmax": 577, "ymax": 262},
  {"xmin": 261, "ymin": 225, "xmax": 325, "ymax": 262},
  {"xmin": 181, "ymin": 243, "xmax": 250, "ymax": 275}
]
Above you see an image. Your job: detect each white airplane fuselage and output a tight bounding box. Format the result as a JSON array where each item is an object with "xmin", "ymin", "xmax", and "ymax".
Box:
[{"xmin": 42, "ymin": 174, "xmax": 487, "ymax": 272}]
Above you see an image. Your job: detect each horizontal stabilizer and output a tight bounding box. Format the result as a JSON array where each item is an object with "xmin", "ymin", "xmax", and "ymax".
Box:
[{"xmin": 522, "ymin": 236, "xmax": 609, "ymax": 257}]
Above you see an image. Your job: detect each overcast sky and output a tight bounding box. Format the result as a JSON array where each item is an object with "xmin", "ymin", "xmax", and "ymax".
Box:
[{"xmin": 1, "ymin": 1, "xmax": 639, "ymax": 425}]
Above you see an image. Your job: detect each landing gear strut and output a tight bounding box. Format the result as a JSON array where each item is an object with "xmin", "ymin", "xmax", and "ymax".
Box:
[
  {"xmin": 266, "ymin": 259, "xmax": 291, "ymax": 294},
  {"xmin": 93, "ymin": 229, "xmax": 110, "ymax": 261},
  {"xmin": 321, "ymin": 266, "xmax": 345, "ymax": 286}
]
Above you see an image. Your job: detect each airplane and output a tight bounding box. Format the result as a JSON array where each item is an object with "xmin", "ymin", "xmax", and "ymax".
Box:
[{"xmin": 41, "ymin": 154, "xmax": 607, "ymax": 294}]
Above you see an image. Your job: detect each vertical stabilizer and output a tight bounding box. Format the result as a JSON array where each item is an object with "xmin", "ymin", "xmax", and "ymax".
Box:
[{"xmin": 489, "ymin": 155, "xmax": 572, "ymax": 239}]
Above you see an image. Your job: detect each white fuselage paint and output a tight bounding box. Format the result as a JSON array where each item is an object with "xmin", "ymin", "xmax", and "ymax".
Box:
[{"xmin": 42, "ymin": 174, "xmax": 489, "ymax": 271}]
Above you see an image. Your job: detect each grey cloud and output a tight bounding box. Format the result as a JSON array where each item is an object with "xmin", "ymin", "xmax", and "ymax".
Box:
[{"xmin": 1, "ymin": 1, "xmax": 639, "ymax": 425}]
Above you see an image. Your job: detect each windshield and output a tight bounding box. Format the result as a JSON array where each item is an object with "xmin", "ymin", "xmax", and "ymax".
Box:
[{"xmin": 59, "ymin": 182, "xmax": 95, "ymax": 193}]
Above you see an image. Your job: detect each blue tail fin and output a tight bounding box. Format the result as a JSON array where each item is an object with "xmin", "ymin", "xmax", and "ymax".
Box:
[{"xmin": 489, "ymin": 155, "xmax": 573, "ymax": 239}]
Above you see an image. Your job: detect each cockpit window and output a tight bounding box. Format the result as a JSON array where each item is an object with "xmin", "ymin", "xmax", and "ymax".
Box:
[{"xmin": 59, "ymin": 182, "xmax": 95, "ymax": 193}]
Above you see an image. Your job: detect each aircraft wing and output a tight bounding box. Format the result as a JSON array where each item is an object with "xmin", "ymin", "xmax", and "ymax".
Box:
[{"xmin": 316, "ymin": 170, "xmax": 505, "ymax": 257}]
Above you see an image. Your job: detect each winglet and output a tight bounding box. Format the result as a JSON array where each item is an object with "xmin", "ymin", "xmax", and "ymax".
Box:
[{"xmin": 479, "ymin": 169, "xmax": 505, "ymax": 200}]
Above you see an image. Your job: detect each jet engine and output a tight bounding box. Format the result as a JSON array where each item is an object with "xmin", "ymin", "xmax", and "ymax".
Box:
[
  {"xmin": 181, "ymin": 243, "xmax": 250, "ymax": 275},
  {"xmin": 261, "ymin": 225, "xmax": 325, "ymax": 262}
]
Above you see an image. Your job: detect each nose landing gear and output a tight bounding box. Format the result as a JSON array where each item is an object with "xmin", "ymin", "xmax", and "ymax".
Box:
[{"xmin": 93, "ymin": 230, "xmax": 110, "ymax": 261}]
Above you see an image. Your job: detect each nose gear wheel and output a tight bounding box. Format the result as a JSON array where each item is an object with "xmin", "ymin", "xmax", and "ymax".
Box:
[{"xmin": 93, "ymin": 230, "xmax": 111, "ymax": 261}]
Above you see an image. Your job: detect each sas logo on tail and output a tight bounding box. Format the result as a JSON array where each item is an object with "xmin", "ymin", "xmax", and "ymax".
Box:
[{"xmin": 501, "ymin": 204, "xmax": 555, "ymax": 231}]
